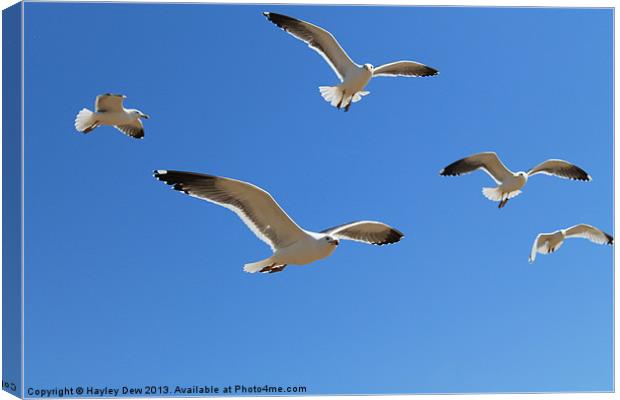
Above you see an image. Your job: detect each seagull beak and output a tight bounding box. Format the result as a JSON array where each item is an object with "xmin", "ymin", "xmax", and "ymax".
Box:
[
  {"xmin": 141, "ymin": 114, "xmax": 150, "ymax": 119},
  {"xmin": 329, "ymin": 239, "xmax": 340, "ymax": 246}
]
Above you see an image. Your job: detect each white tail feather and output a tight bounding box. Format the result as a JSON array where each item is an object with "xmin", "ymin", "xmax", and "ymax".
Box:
[
  {"xmin": 319, "ymin": 86, "xmax": 370, "ymax": 109},
  {"xmin": 352, "ymin": 91, "xmax": 370, "ymax": 103},
  {"xmin": 482, "ymin": 187, "xmax": 522, "ymax": 202},
  {"xmin": 243, "ymin": 257, "xmax": 274, "ymax": 273},
  {"xmin": 75, "ymin": 108, "xmax": 96, "ymax": 133},
  {"xmin": 319, "ymin": 86, "xmax": 344, "ymax": 107}
]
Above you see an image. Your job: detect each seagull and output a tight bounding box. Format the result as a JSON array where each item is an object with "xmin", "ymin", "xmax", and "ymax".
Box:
[
  {"xmin": 74, "ymin": 93, "xmax": 149, "ymax": 139},
  {"xmin": 154, "ymin": 170, "xmax": 404, "ymax": 274},
  {"xmin": 439, "ymin": 152, "xmax": 591, "ymax": 208},
  {"xmin": 529, "ymin": 224, "xmax": 613, "ymax": 263},
  {"xmin": 263, "ymin": 12, "xmax": 438, "ymax": 112}
]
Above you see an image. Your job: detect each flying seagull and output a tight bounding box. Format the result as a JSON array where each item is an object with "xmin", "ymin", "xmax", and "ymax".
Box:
[
  {"xmin": 529, "ymin": 224, "xmax": 613, "ymax": 263},
  {"xmin": 439, "ymin": 152, "xmax": 591, "ymax": 208},
  {"xmin": 154, "ymin": 170, "xmax": 404, "ymax": 274},
  {"xmin": 263, "ymin": 12, "xmax": 438, "ymax": 112},
  {"xmin": 75, "ymin": 94, "xmax": 149, "ymax": 139}
]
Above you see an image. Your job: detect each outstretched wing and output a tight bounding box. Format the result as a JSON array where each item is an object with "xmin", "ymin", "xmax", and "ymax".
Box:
[
  {"xmin": 373, "ymin": 61, "xmax": 438, "ymax": 77},
  {"xmin": 321, "ymin": 221, "xmax": 403, "ymax": 245},
  {"xmin": 440, "ymin": 152, "xmax": 513, "ymax": 184},
  {"xmin": 565, "ymin": 224, "xmax": 613, "ymax": 245},
  {"xmin": 527, "ymin": 159, "xmax": 591, "ymax": 181},
  {"xmin": 115, "ymin": 119, "xmax": 144, "ymax": 139},
  {"xmin": 95, "ymin": 93, "xmax": 125, "ymax": 112},
  {"xmin": 154, "ymin": 170, "xmax": 308, "ymax": 251},
  {"xmin": 529, "ymin": 234, "xmax": 542, "ymax": 263},
  {"xmin": 529, "ymin": 233, "xmax": 557, "ymax": 263},
  {"xmin": 263, "ymin": 12, "xmax": 358, "ymax": 81}
]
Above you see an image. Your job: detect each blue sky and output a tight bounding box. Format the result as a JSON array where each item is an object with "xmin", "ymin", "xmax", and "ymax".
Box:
[{"xmin": 22, "ymin": 3, "xmax": 612, "ymax": 395}]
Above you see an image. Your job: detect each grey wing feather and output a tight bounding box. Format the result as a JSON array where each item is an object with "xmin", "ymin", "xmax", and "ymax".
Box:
[
  {"xmin": 440, "ymin": 152, "xmax": 512, "ymax": 184},
  {"xmin": 565, "ymin": 224, "xmax": 613, "ymax": 245},
  {"xmin": 115, "ymin": 119, "xmax": 144, "ymax": 139},
  {"xmin": 529, "ymin": 234, "xmax": 542, "ymax": 263},
  {"xmin": 373, "ymin": 61, "xmax": 439, "ymax": 77},
  {"xmin": 263, "ymin": 12, "xmax": 357, "ymax": 81},
  {"xmin": 95, "ymin": 93, "xmax": 125, "ymax": 112},
  {"xmin": 529, "ymin": 233, "xmax": 553, "ymax": 263},
  {"xmin": 154, "ymin": 170, "xmax": 308, "ymax": 251},
  {"xmin": 322, "ymin": 220, "xmax": 403, "ymax": 245},
  {"xmin": 527, "ymin": 159, "xmax": 591, "ymax": 181}
]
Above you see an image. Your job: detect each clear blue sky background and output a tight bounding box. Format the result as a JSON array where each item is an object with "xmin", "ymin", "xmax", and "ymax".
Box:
[{"xmin": 22, "ymin": 3, "xmax": 612, "ymax": 395}]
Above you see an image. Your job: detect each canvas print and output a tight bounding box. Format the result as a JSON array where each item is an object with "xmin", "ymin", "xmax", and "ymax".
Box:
[{"xmin": 2, "ymin": 1, "xmax": 614, "ymax": 397}]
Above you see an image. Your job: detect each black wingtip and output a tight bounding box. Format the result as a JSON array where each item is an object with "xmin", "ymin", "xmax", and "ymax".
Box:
[
  {"xmin": 423, "ymin": 66, "xmax": 440, "ymax": 77},
  {"xmin": 439, "ymin": 169, "xmax": 459, "ymax": 177},
  {"xmin": 101, "ymin": 92, "xmax": 126, "ymax": 98},
  {"xmin": 373, "ymin": 229, "xmax": 405, "ymax": 246},
  {"xmin": 606, "ymin": 233, "xmax": 614, "ymax": 245},
  {"xmin": 438, "ymin": 157, "xmax": 473, "ymax": 177},
  {"xmin": 153, "ymin": 170, "xmax": 168, "ymax": 181},
  {"xmin": 263, "ymin": 11, "xmax": 300, "ymax": 27},
  {"xmin": 568, "ymin": 166, "xmax": 592, "ymax": 182}
]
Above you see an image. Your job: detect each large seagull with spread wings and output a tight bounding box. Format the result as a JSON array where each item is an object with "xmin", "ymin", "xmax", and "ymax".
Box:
[
  {"xmin": 154, "ymin": 170, "xmax": 404, "ymax": 274},
  {"xmin": 75, "ymin": 93, "xmax": 149, "ymax": 139},
  {"xmin": 263, "ymin": 12, "xmax": 439, "ymax": 111},
  {"xmin": 440, "ymin": 152, "xmax": 591, "ymax": 208}
]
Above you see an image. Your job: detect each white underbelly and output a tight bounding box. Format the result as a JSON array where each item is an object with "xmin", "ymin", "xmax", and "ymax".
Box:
[
  {"xmin": 343, "ymin": 70, "xmax": 372, "ymax": 93},
  {"xmin": 501, "ymin": 177, "xmax": 526, "ymax": 193},
  {"xmin": 274, "ymin": 242, "xmax": 337, "ymax": 266}
]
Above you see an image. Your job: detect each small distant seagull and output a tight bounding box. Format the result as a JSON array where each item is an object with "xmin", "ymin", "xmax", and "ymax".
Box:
[
  {"xmin": 154, "ymin": 170, "xmax": 404, "ymax": 274},
  {"xmin": 439, "ymin": 152, "xmax": 591, "ymax": 208},
  {"xmin": 529, "ymin": 224, "xmax": 613, "ymax": 263},
  {"xmin": 74, "ymin": 94, "xmax": 149, "ymax": 139},
  {"xmin": 263, "ymin": 12, "xmax": 438, "ymax": 112}
]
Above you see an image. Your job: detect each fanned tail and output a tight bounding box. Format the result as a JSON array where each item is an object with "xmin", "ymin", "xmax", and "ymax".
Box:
[
  {"xmin": 351, "ymin": 91, "xmax": 370, "ymax": 103},
  {"xmin": 482, "ymin": 187, "xmax": 522, "ymax": 203},
  {"xmin": 319, "ymin": 86, "xmax": 370, "ymax": 111},
  {"xmin": 482, "ymin": 187, "xmax": 502, "ymax": 202},
  {"xmin": 74, "ymin": 108, "xmax": 97, "ymax": 133}
]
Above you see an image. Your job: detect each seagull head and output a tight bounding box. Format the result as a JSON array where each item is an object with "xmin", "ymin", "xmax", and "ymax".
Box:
[
  {"xmin": 363, "ymin": 63, "xmax": 374, "ymax": 71},
  {"xmin": 130, "ymin": 109, "xmax": 150, "ymax": 119},
  {"xmin": 323, "ymin": 236, "xmax": 340, "ymax": 246},
  {"xmin": 516, "ymin": 171, "xmax": 528, "ymax": 180}
]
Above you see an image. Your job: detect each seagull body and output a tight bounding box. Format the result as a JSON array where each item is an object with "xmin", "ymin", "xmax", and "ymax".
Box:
[
  {"xmin": 154, "ymin": 170, "xmax": 404, "ymax": 274},
  {"xmin": 529, "ymin": 224, "xmax": 613, "ymax": 263},
  {"xmin": 253, "ymin": 231, "xmax": 338, "ymax": 272},
  {"xmin": 321, "ymin": 66, "xmax": 373, "ymax": 110},
  {"xmin": 75, "ymin": 94, "xmax": 149, "ymax": 139},
  {"xmin": 263, "ymin": 12, "xmax": 438, "ymax": 111},
  {"xmin": 440, "ymin": 152, "xmax": 591, "ymax": 208}
]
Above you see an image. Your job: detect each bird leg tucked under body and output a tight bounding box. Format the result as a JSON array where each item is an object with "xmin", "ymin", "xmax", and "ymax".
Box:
[
  {"xmin": 337, "ymin": 91, "xmax": 345, "ymax": 110},
  {"xmin": 259, "ymin": 264, "xmax": 287, "ymax": 274},
  {"xmin": 83, "ymin": 121, "xmax": 99, "ymax": 133},
  {"xmin": 498, "ymin": 197, "xmax": 509, "ymax": 209}
]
